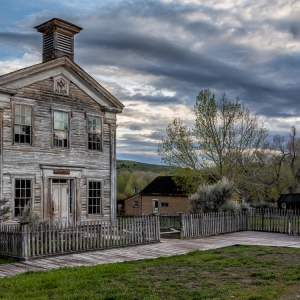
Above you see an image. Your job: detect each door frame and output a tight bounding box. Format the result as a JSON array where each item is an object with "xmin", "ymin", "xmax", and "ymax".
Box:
[
  {"xmin": 41, "ymin": 165, "xmax": 82, "ymax": 223},
  {"xmin": 50, "ymin": 178, "xmax": 76, "ymax": 223}
]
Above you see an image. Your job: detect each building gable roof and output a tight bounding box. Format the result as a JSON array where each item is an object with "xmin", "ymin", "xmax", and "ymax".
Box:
[
  {"xmin": 0, "ymin": 56, "xmax": 124, "ymax": 112},
  {"xmin": 278, "ymin": 193, "xmax": 300, "ymax": 204},
  {"xmin": 140, "ymin": 176, "xmax": 187, "ymax": 196}
]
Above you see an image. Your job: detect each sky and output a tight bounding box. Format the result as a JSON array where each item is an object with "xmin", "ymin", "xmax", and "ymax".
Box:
[{"xmin": 0, "ymin": 0, "xmax": 300, "ymax": 164}]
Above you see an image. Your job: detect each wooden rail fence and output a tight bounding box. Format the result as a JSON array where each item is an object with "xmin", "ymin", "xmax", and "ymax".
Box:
[
  {"xmin": 180, "ymin": 209, "xmax": 300, "ymax": 239},
  {"xmin": 0, "ymin": 215, "xmax": 160, "ymax": 260},
  {"xmin": 180, "ymin": 211, "xmax": 249, "ymax": 239}
]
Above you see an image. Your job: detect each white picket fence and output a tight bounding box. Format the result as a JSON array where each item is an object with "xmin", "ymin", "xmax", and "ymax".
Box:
[{"xmin": 0, "ymin": 215, "xmax": 160, "ymax": 260}]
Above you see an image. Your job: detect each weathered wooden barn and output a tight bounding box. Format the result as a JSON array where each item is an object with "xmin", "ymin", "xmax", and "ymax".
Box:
[
  {"xmin": 0, "ymin": 18, "xmax": 124, "ymax": 223},
  {"xmin": 124, "ymin": 176, "xmax": 190, "ymax": 215}
]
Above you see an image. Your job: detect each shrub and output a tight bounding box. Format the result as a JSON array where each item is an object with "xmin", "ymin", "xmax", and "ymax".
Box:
[
  {"xmin": 240, "ymin": 202, "xmax": 251, "ymax": 210},
  {"xmin": 255, "ymin": 201, "xmax": 277, "ymax": 209},
  {"xmin": 219, "ymin": 201, "xmax": 239, "ymax": 212},
  {"xmin": 18, "ymin": 206, "xmax": 40, "ymax": 225},
  {"xmin": 0, "ymin": 198, "xmax": 10, "ymax": 223},
  {"xmin": 190, "ymin": 177, "xmax": 234, "ymax": 213}
]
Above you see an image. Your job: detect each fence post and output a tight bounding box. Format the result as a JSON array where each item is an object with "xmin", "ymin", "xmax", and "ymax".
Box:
[
  {"xmin": 156, "ymin": 215, "xmax": 160, "ymax": 242},
  {"xmin": 21, "ymin": 223, "xmax": 29, "ymax": 261},
  {"xmin": 179, "ymin": 212, "xmax": 184, "ymax": 239}
]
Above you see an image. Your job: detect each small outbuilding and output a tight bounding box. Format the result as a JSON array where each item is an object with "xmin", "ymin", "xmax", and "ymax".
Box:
[
  {"xmin": 124, "ymin": 176, "xmax": 190, "ymax": 215},
  {"xmin": 278, "ymin": 193, "xmax": 300, "ymax": 210}
]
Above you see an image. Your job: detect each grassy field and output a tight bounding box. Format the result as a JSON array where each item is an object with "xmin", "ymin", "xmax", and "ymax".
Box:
[
  {"xmin": 0, "ymin": 246, "xmax": 300, "ymax": 299},
  {"xmin": 0, "ymin": 257, "xmax": 18, "ymax": 265}
]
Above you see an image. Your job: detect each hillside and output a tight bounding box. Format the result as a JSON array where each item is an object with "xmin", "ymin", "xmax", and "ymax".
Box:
[
  {"xmin": 117, "ymin": 160, "xmax": 176, "ymax": 175},
  {"xmin": 116, "ymin": 160, "xmax": 177, "ymax": 201}
]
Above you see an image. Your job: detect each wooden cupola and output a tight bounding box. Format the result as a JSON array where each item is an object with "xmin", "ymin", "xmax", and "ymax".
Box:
[{"xmin": 35, "ymin": 18, "xmax": 82, "ymax": 63}]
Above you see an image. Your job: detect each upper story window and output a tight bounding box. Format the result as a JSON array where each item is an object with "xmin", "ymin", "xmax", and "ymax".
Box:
[
  {"xmin": 88, "ymin": 117, "xmax": 102, "ymax": 151},
  {"xmin": 14, "ymin": 104, "xmax": 31, "ymax": 144},
  {"xmin": 53, "ymin": 111, "xmax": 69, "ymax": 148}
]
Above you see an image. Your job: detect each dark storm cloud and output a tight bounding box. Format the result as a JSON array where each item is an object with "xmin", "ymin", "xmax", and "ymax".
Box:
[
  {"xmin": 0, "ymin": 32, "xmax": 39, "ymax": 49},
  {"xmin": 1, "ymin": 0, "xmax": 299, "ymax": 163}
]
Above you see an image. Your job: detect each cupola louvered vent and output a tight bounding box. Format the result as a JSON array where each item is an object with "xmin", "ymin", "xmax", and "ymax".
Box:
[
  {"xmin": 35, "ymin": 18, "xmax": 82, "ymax": 63},
  {"xmin": 57, "ymin": 33, "xmax": 72, "ymax": 53},
  {"xmin": 44, "ymin": 33, "xmax": 54, "ymax": 52}
]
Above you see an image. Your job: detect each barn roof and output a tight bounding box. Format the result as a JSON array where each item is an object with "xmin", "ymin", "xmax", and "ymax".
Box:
[
  {"xmin": 140, "ymin": 176, "xmax": 187, "ymax": 196},
  {"xmin": 278, "ymin": 193, "xmax": 300, "ymax": 204}
]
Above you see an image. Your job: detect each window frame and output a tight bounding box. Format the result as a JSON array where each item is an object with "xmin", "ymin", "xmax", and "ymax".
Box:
[
  {"xmin": 86, "ymin": 114, "xmax": 103, "ymax": 152},
  {"xmin": 133, "ymin": 200, "xmax": 139, "ymax": 208},
  {"xmin": 86, "ymin": 178, "xmax": 104, "ymax": 216},
  {"xmin": 12, "ymin": 176, "xmax": 34, "ymax": 219},
  {"xmin": 161, "ymin": 202, "xmax": 169, "ymax": 208},
  {"xmin": 52, "ymin": 109, "xmax": 70, "ymax": 149},
  {"xmin": 13, "ymin": 104, "xmax": 33, "ymax": 145}
]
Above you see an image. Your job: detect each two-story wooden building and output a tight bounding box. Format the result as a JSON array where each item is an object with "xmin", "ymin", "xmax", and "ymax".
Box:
[{"xmin": 0, "ymin": 18, "xmax": 124, "ymax": 223}]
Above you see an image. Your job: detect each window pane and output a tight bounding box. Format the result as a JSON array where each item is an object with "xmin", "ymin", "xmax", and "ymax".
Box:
[
  {"xmin": 15, "ymin": 105, "xmax": 20, "ymax": 114},
  {"xmin": 21, "ymin": 106, "xmax": 25, "ymax": 115},
  {"xmin": 15, "ymin": 208, "xmax": 20, "ymax": 216},
  {"xmin": 15, "ymin": 116, "xmax": 20, "ymax": 125},
  {"xmin": 25, "ymin": 106, "xmax": 31, "ymax": 117}
]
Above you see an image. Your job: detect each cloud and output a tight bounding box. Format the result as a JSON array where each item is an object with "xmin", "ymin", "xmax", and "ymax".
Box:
[{"xmin": 1, "ymin": 0, "xmax": 300, "ymax": 164}]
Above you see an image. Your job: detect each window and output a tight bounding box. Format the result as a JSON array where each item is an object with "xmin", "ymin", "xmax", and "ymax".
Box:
[
  {"xmin": 88, "ymin": 181, "xmax": 102, "ymax": 214},
  {"xmin": 53, "ymin": 111, "xmax": 69, "ymax": 147},
  {"xmin": 14, "ymin": 104, "xmax": 31, "ymax": 144},
  {"xmin": 133, "ymin": 200, "xmax": 139, "ymax": 208},
  {"xmin": 88, "ymin": 117, "xmax": 102, "ymax": 151},
  {"xmin": 161, "ymin": 202, "xmax": 169, "ymax": 208},
  {"xmin": 14, "ymin": 179, "xmax": 32, "ymax": 217}
]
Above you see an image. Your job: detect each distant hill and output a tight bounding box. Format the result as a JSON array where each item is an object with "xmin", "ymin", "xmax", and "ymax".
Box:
[{"xmin": 116, "ymin": 160, "xmax": 176, "ymax": 175}]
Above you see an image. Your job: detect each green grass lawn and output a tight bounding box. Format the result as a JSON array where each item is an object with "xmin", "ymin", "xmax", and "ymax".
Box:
[
  {"xmin": 0, "ymin": 257, "xmax": 18, "ymax": 265},
  {"xmin": 0, "ymin": 246, "xmax": 300, "ymax": 299}
]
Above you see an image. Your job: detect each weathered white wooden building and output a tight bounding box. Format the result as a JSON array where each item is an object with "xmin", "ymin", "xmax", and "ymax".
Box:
[{"xmin": 0, "ymin": 18, "xmax": 124, "ymax": 223}]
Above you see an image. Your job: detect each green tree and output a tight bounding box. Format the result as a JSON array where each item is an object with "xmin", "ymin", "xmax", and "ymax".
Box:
[
  {"xmin": 279, "ymin": 126, "xmax": 300, "ymax": 193},
  {"xmin": 158, "ymin": 89, "xmax": 269, "ymax": 201}
]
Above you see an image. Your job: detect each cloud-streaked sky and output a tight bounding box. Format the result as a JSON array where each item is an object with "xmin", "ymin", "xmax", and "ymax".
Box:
[{"xmin": 0, "ymin": 0, "xmax": 300, "ymax": 164}]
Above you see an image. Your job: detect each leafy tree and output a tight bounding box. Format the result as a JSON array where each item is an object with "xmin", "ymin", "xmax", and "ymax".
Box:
[
  {"xmin": 190, "ymin": 177, "xmax": 234, "ymax": 213},
  {"xmin": 158, "ymin": 89, "xmax": 269, "ymax": 201},
  {"xmin": 276, "ymin": 126, "xmax": 300, "ymax": 193},
  {"xmin": 0, "ymin": 198, "xmax": 10, "ymax": 223}
]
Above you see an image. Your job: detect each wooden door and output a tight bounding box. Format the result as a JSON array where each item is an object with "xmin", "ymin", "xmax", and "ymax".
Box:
[
  {"xmin": 152, "ymin": 200, "xmax": 158, "ymax": 214},
  {"xmin": 52, "ymin": 183, "xmax": 69, "ymax": 222}
]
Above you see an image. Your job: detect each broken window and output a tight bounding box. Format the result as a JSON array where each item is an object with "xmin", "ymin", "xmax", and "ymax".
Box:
[
  {"xmin": 53, "ymin": 111, "xmax": 69, "ymax": 148},
  {"xmin": 14, "ymin": 104, "xmax": 31, "ymax": 144},
  {"xmin": 88, "ymin": 117, "xmax": 102, "ymax": 151}
]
